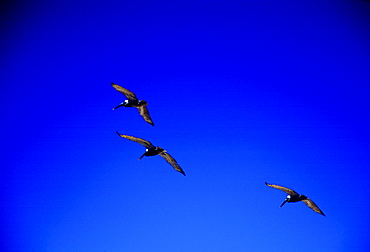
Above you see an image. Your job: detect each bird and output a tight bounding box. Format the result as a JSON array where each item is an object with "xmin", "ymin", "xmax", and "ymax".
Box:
[
  {"xmin": 265, "ymin": 182, "xmax": 325, "ymax": 216},
  {"xmin": 111, "ymin": 82, "xmax": 154, "ymax": 126},
  {"xmin": 116, "ymin": 132, "xmax": 186, "ymax": 176}
]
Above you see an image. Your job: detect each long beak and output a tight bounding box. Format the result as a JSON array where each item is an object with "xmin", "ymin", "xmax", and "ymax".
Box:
[
  {"xmin": 138, "ymin": 152, "xmax": 146, "ymax": 160},
  {"xmin": 280, "ymin": 200, "xmax": 287, "ymax": 207},
  {"xmin": 112, "ymin": 103, "xmax": 125, "ymax": 110}
]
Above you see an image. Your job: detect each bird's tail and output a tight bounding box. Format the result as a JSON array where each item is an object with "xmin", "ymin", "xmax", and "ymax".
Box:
[
  {"xmin": 138, "ymin": 152, "xmax": 146, "ymax": 160},
  {"xmin": 280, "ymin": 200, "xmax": 287, "ymax": 207},
  {"xmin": 112, "ymin": 103, "xmax": 125, "ymax": 110}
]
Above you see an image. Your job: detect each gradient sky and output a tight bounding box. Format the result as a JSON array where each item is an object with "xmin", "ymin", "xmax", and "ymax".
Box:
[{"xmin": 1, "ymin": 1, "xmax": 370, "ymax": 251}]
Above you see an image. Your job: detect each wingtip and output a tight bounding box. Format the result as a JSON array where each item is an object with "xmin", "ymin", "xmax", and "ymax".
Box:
[
  {"xmin": 265, "ymin": 182, "xmax": 269, "ymax": 185},
  {"xmin": 116, "ymin": 131, "xmax": 121, "ymax": 136}
]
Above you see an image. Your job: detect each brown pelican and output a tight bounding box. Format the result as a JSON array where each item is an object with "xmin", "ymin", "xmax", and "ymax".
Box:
[
  {"xmin": 111, "ymin": 83, "xmax": 154, "ymax": 126},
  {"xmin": 265, "ymin": 182, "xmax": 325, "ymax": 216},
  {"xmin": 116, "ymin": 132, "xmax": 186, "ymax": 176}
]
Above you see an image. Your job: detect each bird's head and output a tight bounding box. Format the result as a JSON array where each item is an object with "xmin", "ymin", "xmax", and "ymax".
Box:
[
  {"xmin": 139, "ymin": 100, "xmax": 148, "ymax": 106},
  {"xmin": 299, "ymin": 195, "xmax": 308, "ymax": 200},
  {"xmin": 156, "ymin": 147, "xmax": 166, "ymax": 153}
]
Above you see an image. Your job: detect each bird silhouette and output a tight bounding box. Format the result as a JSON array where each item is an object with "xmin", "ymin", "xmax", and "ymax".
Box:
[
  {"xmin": 116, "ymin": 132, "xmax": 185, "ymax": 176},
  {"xmin": 265, "ymin": 182, "xmax": 325, "ymax": 216},
  {"xmin": 111, "ymin": 83, "xmax": 154, "ymax": 126}
]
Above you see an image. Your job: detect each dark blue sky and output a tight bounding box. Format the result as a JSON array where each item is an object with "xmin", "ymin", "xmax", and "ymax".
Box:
[{"xmin": 1, "ymin": 1, "xmax": 370, "ymax": 251}]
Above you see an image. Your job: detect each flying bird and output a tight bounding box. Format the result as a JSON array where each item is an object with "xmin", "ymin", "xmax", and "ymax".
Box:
[
  {"xmin": 111, "ymin": 83, "xmax": 154, "ymax": 126},
  {"xmin": 265, "ymin": 182, "xmax": 325, "ymax": 216},
  {"xmin": 116, "ymin": 132, "xmax": 186, "ymax": 176}
]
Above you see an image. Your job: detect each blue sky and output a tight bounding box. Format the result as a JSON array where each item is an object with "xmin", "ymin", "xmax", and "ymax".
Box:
[{"xmin": 1, "ymin": 1, "xmax": 370, "ymax": 251}]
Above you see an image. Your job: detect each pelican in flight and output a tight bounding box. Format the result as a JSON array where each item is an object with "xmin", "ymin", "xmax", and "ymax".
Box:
[
  {"xmin": 116, "ymin": 132, "xmax": 186, "ymax": 176},
  {"xmin": 111, "ymin": 83, "xmax": 154, "ymax": 126},
  {"xmin": 265, "ymin": 182, "xmax": 325, "ymax": 216}
]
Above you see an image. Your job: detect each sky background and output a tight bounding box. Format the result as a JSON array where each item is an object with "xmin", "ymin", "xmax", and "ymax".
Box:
[{"xmin": 1, "ymin": 1, "xmax": 370, "ymax": 251}]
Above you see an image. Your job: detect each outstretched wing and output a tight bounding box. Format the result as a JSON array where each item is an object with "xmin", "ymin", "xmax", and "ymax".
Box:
[
  {"xmin": 111, "ymin": 83, "xmax": 137, "ymax": 100},
  {"xmin": 158, "ymin": 152, "xmax": 186, "ymax": 176},
  {"xmin": 137, "ymin": 106, "xmax": 154, "ymax": 126},
  {"xmin": 302, "ymin": 198, "xmax": 326, "ymax": 216},
  {"xmin": 265, "ymin": 182, "xmax": 299, "ymax": 195},
  {"xmin": 116, "ymin": 132, "xmax": 154, "ymax": 148}
]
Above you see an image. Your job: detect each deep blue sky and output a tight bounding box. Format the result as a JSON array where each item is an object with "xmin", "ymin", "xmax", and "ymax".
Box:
[{"xmin": 1, "ymin": 1, "xmax": 370, "ymax": 251}]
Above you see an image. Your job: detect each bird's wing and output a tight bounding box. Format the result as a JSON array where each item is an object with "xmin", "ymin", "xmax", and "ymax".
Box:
[
  {"xmin": 265, "ymin": 182, "xmax": 299, "ymax": 195},
  {"xmin": 158, "ymin": 152, "xmax": 186, "ymax": 176},
  {"xmin": 137, "ymin": 106, "xmax": 154, "ymax": 126},
  {"xmin": 111, "ymin": 83, "xmax": 137, "ymax": 100},
  {"xmin": 116, "ymin": 132, "xmax": 154, "ymax": 148},
  {"xmin": 302, "ymin": 198, "xmax": 326, "ymax": 216}
]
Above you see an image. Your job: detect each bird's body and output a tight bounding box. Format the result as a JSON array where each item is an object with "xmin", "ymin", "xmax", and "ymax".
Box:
[
  {"xmin": 265, "ymin": 182, "xmax": 325, "ymax": 216},
  {"xmin": 143, "ymin": 146, "xmax": 165, "ymax": 157},
  {"xmin": 116, "ymin": 132, "xmax": 186, "ymax": 176},
  {"xmin": 111, "ymin": 83, "xmax": 154, "ymax": 126},
  {"xmin": 116, "ymin": 99, "xmax": 148, "ymax": 108},
  {"xmin": 285, "ymin": 194, "xmax": 307, "ymax": 203}
]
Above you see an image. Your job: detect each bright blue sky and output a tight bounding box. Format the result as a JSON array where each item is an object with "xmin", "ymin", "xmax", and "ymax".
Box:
[{"xmin": 1, "ymin": 1, "xmax": 370, "ymax": 251}]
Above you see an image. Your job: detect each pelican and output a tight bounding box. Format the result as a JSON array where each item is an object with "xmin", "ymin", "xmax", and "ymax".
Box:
[
  {"xmin": 116, "ymin": 132, "xmax": 186, "ymax": 176},
  {"xmin": 265, "ymin": 182, "xmax": 325, "ymax": 216},
  {"xmin": 111, "ymin": 83, "xmax": 154, "ymax": 126}
]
